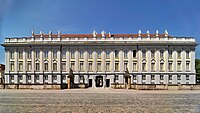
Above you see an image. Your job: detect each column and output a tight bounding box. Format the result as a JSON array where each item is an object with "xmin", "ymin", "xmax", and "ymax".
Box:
[
  {"xmin": 103, "ymin": 75, "xmax": 106, "ymax": 88},
  {"xmin": 40, "ymin": 49, "xmax": 43, "ymax": 72},
  {"xmin": 173, "ymin": 49, "xmax": 177, "ymax": 72},
  {"xmin": 110, "ymin": 50, "xmax": 114, "ymax": 72},
  {"xmin": 57, "ymin": 48, "xmax": 61, "ymax": 72},
  {"xmin": 66, "ymin": 49, "xmax": 70, "ymax": 72},
  {"xmin": 48, "ymin": 48, "xmax": 52, "ymax": 72},
  {"xmin": 156, "ymin": 49, "xmax": 160, "ymax": 72},
  {"xmin": 5, "ymin": 48, "xmax": 10, "ymax": 73},
  {"xmin": 84, "ymin": 51, "xmax": 88, "ymax": 72},
  {"xmin": 147, "ymin": 50, "xmax": 151, "ymax": 72},
  {"xmin": 92, "ymin": 76, "xmax": 96, "ymax": 88},
  {"xmin": 128, "ymin": 50, "xmax": 133, "ymax": 72},
  {"xmin": 191, "ymin": 49, "xmax": 195, "ymax": 73},
  {"xmin": 14, "ymin": 48, "xmax": 18, "ymax": 72},
  {"xmin": 31, "ymin": 49, "xmax": 35, "ymax": 72},
  {"xmin": 101, "ymin": 51, "xmax": 106, "ymax": 72},
  {"xmin": 93, "ymin": 51, "xmax": 97, "ymax": 72},
  {"xmin": 182, "ymin": 50, "xmax": 186, "ymax": 72},
  {"xmin": 75, "ymin": 50, "xmax": 79, "ymax": 72},
  {"xmin": 138, "ymin": 49, "xmax": 142, "ymax": 72},
  {"xmin": 119, "ymin": 49, "xmax": 123, "ymax": 72},
  {"xmin": 164, "ymin": 49, "xmax": 169, "ymax": 72},
  {"xmin": 84, "ymin": 75, "xmax": 89, "ymax": 84},
  {"xmin": 23, "ymin": 49, "xmax": 26, "ymax": 72}
]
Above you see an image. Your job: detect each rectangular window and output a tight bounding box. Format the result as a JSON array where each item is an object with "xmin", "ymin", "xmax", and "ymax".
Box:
[
  {"xmin": 89, "ymin": 61, "xmax": 92, "ymax": 71},
  {"xmin": 89, "ymin": 50, "xmax": 92, "ymax": 59},
  {"xmin": 186, "ymin": 50, "xmax": 190, "ymax": 59},
  {"xmin": 44, "ymin": 50, "xmax": 48, "ymax": 59},
  {"xmin": 169, "ymin": 50, "xmax": 172, "ymax": 58},
  {"xmin": 71, "ymin": 50, "xmax": 75, "ymax": 59},
  {"xmin": 115, "ymin": 50, "xmax": 119, "ymax": 58},
  {"xmin": 160, "ymin": 50, "xmax": 164, "ymax": 58},
  {"xmin": 80, "ymin": 61, "xmax": 84, "ymax": 71},
  {"xmin": 36, "ymin": 50, "xmax": 40, "ymax": 59},
  {"xmin": 27, "ymin": 61, "xmax": 31, "ymax": 71},
  {"xmin": 97, "ymin": 61, "xmax": 101, "ymax": 71},
  {"xmin": 151, "ymin": 50, "xmax": 155, "ymax": 58},
  {"xmin": 177, "ymin": 75, "xmax": 181, "ymax": 80},
  {"xmin": 160, "ymin": 75, "xmax": 164, "ymax": 80},
  {"xmin": 124, "ymin": 50, "xmax": 128, "ymax": 59},
  {"xmin": 151, "ymin": 75, "xmax": 155, "ymax": 80},
  {"xmin": 106, "ymin": 61, "xmax": 110, "ymax": 71},
  {"xmin": 27, "ymin": 50, "xmax": 31, "ymax": 59},
  {"xmin": 177, "ymin": 62, "xmax": 181, "ymax": 71},
  {"xmin": 186, "ymin": 62, "xmax": 190, "ymax": 71},
  {"xmin": 80, "ymin": 50, "xmax": 84, "ymax": 59},
  {"xmin": 44, "ymin": 75, "xmax": 48, "ymax": 80},
  {"xmin": 53, "ymin": 63, "xmax": 57, "ymax": 71},
  {"xmin": 160, "ymin": 63, "xmax": 164, "ymax": 71},
  {"xmin": 177, "ymin": 50, "xmax": 181, "ymax": 59},
  {"xmin": 142, "ymin": 75, "xmax": 146, "ymax": 80},
  {"xmin": 19, "ymin": 61, "xmax": 23, "ymax": 71},
  {"xmin": 106, "ymin": 50, "xmax": 110, "ymax": 59},
  {"xmin": 97, "ymin": 51, "xmax": 101, "ymax": 59},
  {"xmin": 124, "ymin": 62, "xmax": 128, "ymax": 70},
  {"xmin": 169, "ymin": 75, "xmax": 172, "ymax": 80},
  {"xmin": 186, "ymin": 75, "xmax": 189, "ymax": 80},
  {"xmin": 151, "ymin": 63, "xmax": 155, "ymax": 71},
  {"xmin": 133, "ymin": 50, "xmax": 137, "ymax": 58},
  {"xmin": 71, "ymin": 61, "xmax": 75, "ymax": 70},
  {"xmin": 133, "ymin": 75, "xmax": 136, "ymax": 80},
  {"xmin": 62, "ymin": 50, "xmax": 66, "ymax": 59},
  {"xmin": 10, "ymin": 61, "xmax": 14, "ymax": 71},
  {"xmin": 53, "ymin": 50, "xmax": 57, "ymax": 59},
  {"xmin": 62, "ymin": 61, "xmax": 66, "ymax": 71},
  {"xmin": 10, "ymin": 51, "xmax": 14, "ymax": 59},
  {"xmin": 142, "ymin": 63, "xmax": 146, "ymax": 71},
  {"xmin": 115, "ymin": 62, "xmax": 119, "ymax": 71},
  {"xmin": 133, "ymin": 62, "xmax": 137, "ymax": 71},
  {"xmin": 36, "ymin": 63, "xmax": 40, "ymax": 71},
  {"xmin": 44, "ymin": 63, "xmax": 48, "ymax": 71},
  {"xmin": 142, "ymin": 50, "xmax": 146, "ymax": 58},
  {"xmin": 169, "ymin": 62, "xmax": 172, "ymax": 71},
  {"xmin": 19, "ymin": 50, "xmax": 23, "ymax": 59}
]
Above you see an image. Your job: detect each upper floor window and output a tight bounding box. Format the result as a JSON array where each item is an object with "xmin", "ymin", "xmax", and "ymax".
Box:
[
  {"xmin": 27, "ymin": 50, "xmax": 31, "ymax": 59},
  {"xmin": 62, "ymin": 50, "xmax": 66, "ymax": 59},
  {"xmin": 160, "ymin": 50, "xmax": 164, "ymax": 58},
  {"xmin": 97, "ymin": 61, "xmax": 101, "ymax": 71},
  {"xmin": 80, "ymin": 61, "xmax": 84, "ymax": 71},
  {"xmin": 53, "ymin": 50, "xmax": 57, "ymax": 59},
  {"xmin": 97, "ymin": 50, "xmax": 101, "ymax": 59},
  {"xmin": 44, "ymin": 50, "xmax": 48, "ymax": 59},
  {"xmin": 177, "ymin": 50, "xmax": 181, "ymax": 59},
  {"xmin": 169, "ymin": 62, "xmax": 172, "ymax": 71},
  {"xmin": 133, "ymin": 50, "xmax": 137, "ymax": 58},
  {"xmin": 27, "ymin": 61, "xmax": 31, "ymax": 71},
  {"xmin": 80, "ymin": 50, "xmax": 84, "ymax": 59},
  {"xmin": 142, "ymin": 63, "xmax": 146, "ymax": 71},
  {"xmin": 169, "ymin": 50, "xmax": 172, "ymax": 58},
  {"xmin": 89, "ymin": 61, "xmax": 92, "ymax": 71},
  {"xmin": 71, "ymin": 61, "xmax": 75, "ymax": 70},
  {"xmin": 106, "ymin": 61, "xmax": 110, "ymax": 71},
  {"xmin": 151, "ymin": 50, "xmax": 155, "ymax": 58},
  {"xmin": 19, "ymin": 61, "xmax": 23, "ymax": 71},
  {"xmin": 177, "ymin": 62, "xmax": 181, "ymax": 71},
  {"xmin": 53, "ymin": 63, "xmax": 57, "ymax": 71},
  {"xmin": 44, "ymin": 63, "xmax": 48, "ymax": 71},
  {"xmin": 71, "ymin": 50, "xmax": 75, "ymax": 59},
  {"xmin": 142, "ymin": 50, "xmax": 146, "ymax": 58},
  {"xmin": 124, "ymin": 62, "xmax": 128, "ymax": 70},
  {"xmin": 115, "ymin": 50, "xmax": 119, "ymax": 58},
  {"xmin": 10, "ymin": 51, "xmax": 14, "ymax": 59},
  {"xmin": 19, "ymin": 50, "xmax": 23, "ymax": 59},
  {"xmin": 133, "ymin": 62, "xmax": 137, "ymax": 71},
  {"xmin": 62, "ymin": 61, "xmax": 66, "ymax": 71},
  {"xmin": 186, "ymin": 50, "xmax": 190, "ymax": 59},
  {"xmin": 115, "ymin": 62, "xmax": 119, "ymax": 71},
  {"xmin": 36, "ymin": 50, "xmax": 40, "ymax": 59},
  {"xmin": 10, "ymin": 61, "xmax": 14, "ymax": 71},
  {"xmin": 36, "ymin": 63, "xmax": 40, "ymax": 71},
  {"xmin": 186, "ymin": 61, "xmax": 190, "ymax": 71},
  {"xmin": 124, "ymin": 50, "xmax": 128, "ymax": 59},
  {"xmin": 106, "ymin": 50, "xmax": 110, "ymax": 59}
]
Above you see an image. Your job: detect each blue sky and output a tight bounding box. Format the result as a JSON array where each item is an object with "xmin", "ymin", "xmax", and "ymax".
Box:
[{"xmin": 0, "ymin": 0, "xmax": 200, "ymax": 64}]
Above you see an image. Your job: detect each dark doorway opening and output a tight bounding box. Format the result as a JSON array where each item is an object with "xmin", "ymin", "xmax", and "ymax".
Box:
[
  {"xmin": 106, "ymin": 79, "xmax": 110, "ymax": 87},
  {"xmin": 96, "ymin": 76, "xmax": 103, "ymax": 87},
  {"xmin": 89, "ymin": 79, "xmax": 92, "ymax": 87}
]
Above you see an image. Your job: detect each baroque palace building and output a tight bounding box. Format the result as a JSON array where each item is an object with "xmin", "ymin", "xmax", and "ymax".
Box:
[{"xmin": 1, "ymin": 30, "xmax": 198, "ymax": 89}]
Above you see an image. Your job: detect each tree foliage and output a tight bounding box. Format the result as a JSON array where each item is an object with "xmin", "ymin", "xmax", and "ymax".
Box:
[{"xmin": 196, "ymin": 59, "xmax": 200, "ymax": 74}]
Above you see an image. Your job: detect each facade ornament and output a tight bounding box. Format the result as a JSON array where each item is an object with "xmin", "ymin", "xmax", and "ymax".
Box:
[
  {"xmin": 58, "ymin": 30, "xmax": 61, "ymax": 37},
  {"xmin": 40, "ymin": 31, "xmax": 43, "ymax": 37},
  {"xmin": 165, "ymin": 29, "xmax": 168, "ymax": 37},
  {"xmin": 31, "ymin": 30, "xmax": 34, "ymax": 37},
  {"xmin": 49, "ymin": 31, "xmax": 52, "ymax": 37},
  {"xmin": 92, "ymin": 30, "xmax": 97, "ymax": 38},
  {"xmin": 108, "ymin": 32, "xmax": 111, "ymax": 38},
  {"xmin": 147, "ymin": 30, "xmax": 150, "ymax": 37},
  {"xmin": 156, "ymin": 30, "xmax": 159, "ymax": 37},
  {"xmin": 101, "ymin": 30, "xmax": 106, "ymax": 38},
  {"xmin": 138, "ymin": 30, "xmax": 142, "ymax": 37}
]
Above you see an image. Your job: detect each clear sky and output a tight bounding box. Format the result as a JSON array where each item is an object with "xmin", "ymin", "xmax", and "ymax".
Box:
[{"xmin": 0, "ymin": 0, "xmax": 200, "ymax": 64}]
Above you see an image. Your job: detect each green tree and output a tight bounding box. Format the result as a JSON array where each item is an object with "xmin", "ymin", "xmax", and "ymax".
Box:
[{"xmin": 195, "ymin": 59, "xmax": 200, "ymax": 83}]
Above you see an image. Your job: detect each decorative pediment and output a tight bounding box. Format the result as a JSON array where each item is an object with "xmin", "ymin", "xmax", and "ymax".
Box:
[
  {"xmin": 160, "ymin": 59, "xmax": 164, "ymax": 63},
  {"xmin": 44, "ymin": 59, "xmax": 49, "ymax": 63},
  {"xmin": 142, "ymin": 59, "xmax": 146, "ymax": 63},
  {"xmin": 35, "ymin": 59, "xmax": 40, "ymax": 63},
  {"xmin": 151, "ymin": 59, "xmax": 156, "ymax": 63},
  {"xmin": 53, "ymin": 59, "xmax": 57, "ymax": 63}
]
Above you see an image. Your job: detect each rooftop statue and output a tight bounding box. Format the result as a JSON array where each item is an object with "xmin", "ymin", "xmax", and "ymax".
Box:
[
  {"xmin": 101, "ymin": 30, "xmax": 106, "ymax": 38},
  {"xmin": 93, "ymin": 30, "xmax": 97, "ymax": 38}
]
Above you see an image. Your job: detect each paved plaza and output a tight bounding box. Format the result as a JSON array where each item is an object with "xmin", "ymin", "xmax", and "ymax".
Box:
[{"xmin": 0, "ymin": 89, "xmax": 200, "ymax": 113}]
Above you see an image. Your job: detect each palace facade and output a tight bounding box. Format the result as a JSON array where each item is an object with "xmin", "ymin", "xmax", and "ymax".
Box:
[{"xmin": 1, "ymin": 30, "xmax": 198, "ymax": 89}]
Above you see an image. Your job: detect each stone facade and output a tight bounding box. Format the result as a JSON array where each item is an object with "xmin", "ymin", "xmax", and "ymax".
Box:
[{"xmin": 1, "ymin": 30, "xmax": 198, "ymax": 89}]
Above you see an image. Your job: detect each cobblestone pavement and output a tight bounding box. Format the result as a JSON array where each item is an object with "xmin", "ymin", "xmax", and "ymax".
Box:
[{"xmin": 0, "ymin": 89, "xmax": 200, "ymax": 113}]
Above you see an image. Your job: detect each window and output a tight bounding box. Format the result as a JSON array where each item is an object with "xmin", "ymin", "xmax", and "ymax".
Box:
[
  {"xmin": 97, "ymin": 61, "xmax": 101, "ymax": 71},
  {"xmin": 36, "ymin": 63, "xmax": 40, "ymax": 71},
  {"xmin": 97, "ymin": 50, "xmax": 101, "ymax": 59},
  {"xmin": 80, "ymin": 61, "xmax": 84, "ymax": 71},
  {"xmin": 53, "ymin": 75, "xmax": 57, "ymax": 80},
  {"xmin": 142, "ymin": 75, "xmax": 146, "ymax": 80},
  {"xmin": 133, "ymin": 75, "xmax": 136, "ymax": 80},
  {"xmin": 169, "ymin": 62, "xmax": 172, "ymax": 71},
  {"xmin": 169, "ymin": 75, "xmax": 172, "ymax": 80},
  {"xmin": 44, "ymin": 50, "xmax": 48, "ymax": 59},
  {"xmin": 27, "ymin": 75, "xmax": 31, "ymax": 80},
  {"xmin": 62, "ymin": 50, "xmax": 66, "ymax": 59},
  {"xmin": 44, "ymin": 63, "xmax": 48, "ymax": 71},
  {"xmin": 177, "ymin": 75, "xmax": 181, "ymax": 80},
  {"xmin": 114, "ymin": 75, "xmax": 119, "ymax": 81},
  {"xmin": 160, "ymin": 75, "xmax": 164, "ymax": 80},
  {"xmin": 186, "ymin": 50, "xmax": 190, "ymax": 59},
  {"xmin": 27, "ymin": 61, "xmax": 31, "ymax": 71},
  {"xmin": 80, "ymin": 50, "xmax": 84, "ymax": 59},
  {"xmin": 124, "ymin": 62, "xmax": 128, "ymax": 70},
  {"xmin": 89, "ymin": 61, "xmax": 92, "ymax": 71},
  {"xmin": 177, "ymin": 62, "xmax": 181, "ymax": 71},
  {"xmin": 89, "ymin": 50, "xmax": 92, "ymax": 59},
  {"xmin": 151, "ymin": 50, "xmax": 155, "ymax": 58},
  {"xmin": 80, "ymin": 75, "xmax": 84, "ymax": 84},
  {"xmin": 10, "ymin": 61, "xmax": 14, "ymax": 71},
  {"xmin": 177, "ymin": 50, "xmax": 181, "ymax": 59},
  {"xmin": 142, "ymin": 50, "xmax": 146, "ymax": 58},
  {"xmin": 53, "ymin": 63, "xmax": 57, "ymax": 71},
  {"xmin": 169, "ymin": 50, "xmax": 172, "ymax": 58},
  {"xmin": 115, "ymin": 62, "xmax": 119, "ymax": 71},
  {"xmin": 160, "ymin": 63, "xmax": 164, "ymax": 71},
  {"xmin": 44, "ymin": 75, "xmax": 48, "ymax": 80},
  {"xmin": 62, "ymin": 61, "xmax": 66, "ymax": 71},
  {"xmin": 71, "ymin": 50, "xmax": 75, "ymax": 59},
  {"xmin": 106, "ymin": 61, "xmax": 110, "ymax": 71},
  {"xmin": 124, "ymin": 50, "xmax": 128, "ymax": 59},
  {"xmin": 115, "ymin": 50, "xmax": 119, "ymax": 58},
  {"xmin": 133, "ymin": 62, "xmax": 137, "ymax": 71},
  {"xmin": 106, "ymin": 50, "xmax": 110, "ymax": 59},
  {"xmin": 10, "ymin": 51, "xmax": 14, "ymax": 59},
  {"xmin": 53, "ymin": 50, "xmax": 57, "ymax": 59},
  {"xmin": 186, "ymin": 62, "xmax": 190, "ymax": 71},
  {"xmin": 36, "ymin": 50, "xmax": 40, "ymax": 59},
  {"xmin": 160, "ymin": 50, "xmax": 164, "ymax": 58},
  {"xmin": 19, "ymin": 61, "xmax": 23, "ymax": 71},
  {"xmin": 186, "ymin": 75, "xmax": 189, "ymax": 80},
  {"xmin": 151, "ymin": 63, "xmax": 155, "ymax": 71},
  {"xmin": 133, "ymin": 50, "xmax": 137, "ymax": 58},
  {"xmin": 27, "ymin": 50, "xmax": 31, "ymax": 59},
  {"xmin": 142, "ymin": 63, "xmax": 146, "ymax": 71},
  {"xmin": 19, "ymin": 50, "xmax": 23, "ymax": 59},
  {"xmin": 151, "ymin": 75, "xmax": 155, "ymax": 80},
  {"xmin": 11, "ymin": 75, "xmax": 14, "ymax": 80},
  {"xmin": 71, "ymin": 61, "xmax": 75, "ymax": 70}
]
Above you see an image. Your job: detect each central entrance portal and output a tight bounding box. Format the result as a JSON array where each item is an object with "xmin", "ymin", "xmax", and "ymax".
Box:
[{"xmin": 96, "ymin": 76, "xmax": 103, "ymax": 87}]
